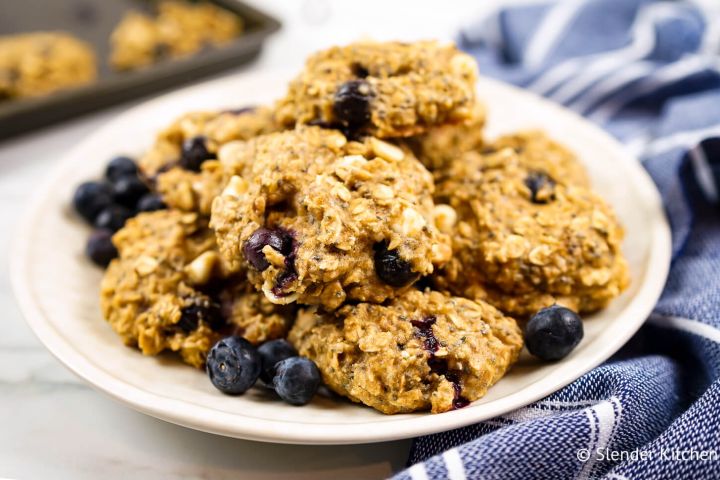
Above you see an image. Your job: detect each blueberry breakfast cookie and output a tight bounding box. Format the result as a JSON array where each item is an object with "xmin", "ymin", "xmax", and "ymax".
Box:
[
  {"xmin": 288, "ymin": 290, "xmax": 523, "ymax": 414},
  {"xmin": 110, "ymin": 0, "xmax": 242, "ymax": 71},
  {"xmin": 404, "ymin": 102, "xmax": 487, "ymax": 171},
  {"xmin": 100, "ymin": 210, "xmax": 294, "ymax": 367},
  {"xmin": 432, "ymin": 141, "xmax": 629, "ymax": 318},
  {"xmin": 138, "ymin": 107, "xmax": 282, "ymax": 215},
  {"xmin": 274, "ymin": 41, "xmax": 478, "ymax": 138},
  {"xmin": 0, "ymin": 32, "xmax": 96, "ymax": 100},
  {"xmin": 211, "ymin": 126, "xmax": 452, "ymax": 309}
]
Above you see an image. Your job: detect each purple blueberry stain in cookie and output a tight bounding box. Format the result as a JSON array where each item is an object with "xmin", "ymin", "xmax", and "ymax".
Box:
[
  {"xmin": 411, "ymin": 315, "xmax": 469, "ymax": 410},
  {"xmin": 225, "ymin": 106, "xmax": 256, "ymax": 115},
  {"xmin": 178, "ymin": 302, "xmax": 224, "ymax": 332}
]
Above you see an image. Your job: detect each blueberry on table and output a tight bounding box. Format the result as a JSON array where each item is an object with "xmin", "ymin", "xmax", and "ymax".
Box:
[
  {"xmin": 273, "ymin": 357, "xmax": 321, "ymax": 406},
  {"xmin": 105, "ymin": 156, "xmax": 138, "ymax": 183},
  {"xmin": 72, "ymin": 181, "xmax": 114, "ymax": 223},
  {"xmin": 94, "ymin": 205, "xmax": 133, "ymax": 232},
  {"xmin": 333, "ymin": 80, "xmax": 372, "ymax": 128},
  {"xmin": 85, "ymin": 229, "xmax": 118, "ymax": 267},
  {"xmin": 258, "ymin": 339, "xmax": 298, "ymax": 384},
  {"xmin": 525, "ymin": 305, "xmax": 584, "ymax": 361},
  {"xmin": 179, "ymin": 136, "xmax": 216, "ymax": 172},
  {"xmin": 137, "ymin": 193, "xmax": 166, "ymax": 212},
  {"xmin": 373, "ymin": 241, "xmax": 418, "ymax": 287},
  {"xmin": 243, "ymin": 227, "xmax": 294, "ymax": 271},
  {"xmin": 112, "ymin": 175, "xmax": 149, "ymax": 208},
  {"xmin": 207, "ymin": 336, "xmax": 261, "ymax": 395}
]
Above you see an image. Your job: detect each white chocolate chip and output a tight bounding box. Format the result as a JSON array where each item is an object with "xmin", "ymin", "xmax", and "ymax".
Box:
[
  {"xmin": 369, "ymin": 137, "xmax": 404, "ymax": 162},
  {"xmin": 184, "ymin": 251, "xmax": 219, "ymax": 285},
  {"xmin": 401, "ymin": 207, "xmax": 427, "ymax": 235},
  {"xmin": 222, "ymin": 175, "xmax": 248, "ymax": 198},
  {"xmin": 432, "ymin": 204, "xmax": 457, "ymax": 233},
  {"xmin": 135, "ymin": 256, "xmax": 159, "ymax": 276}
]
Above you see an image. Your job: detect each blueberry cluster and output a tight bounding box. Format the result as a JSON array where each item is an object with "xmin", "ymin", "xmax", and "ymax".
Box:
[
  {"xmin": 72, "ymin": 155, "xmax": 166, "ymax": 267},
  {"xmin": 207, "ymin": 337, "xmax": 321, "ymax": 406}
]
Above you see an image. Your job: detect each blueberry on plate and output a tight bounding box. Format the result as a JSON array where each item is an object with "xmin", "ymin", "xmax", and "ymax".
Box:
[
  {"xmin": 112, "ymin": 175, "xmax": 149, "ymax": 208},
  {"xmin": 243, "ymin": 227, "xmax": 294, "ymax": 271},
  {"xmin": 373, "ymin": 241, "xmax": 418, "ymax": 287},
  {"xmin": 258, "ymin": 339, "xmax": 298, "ymax": 384},
  {"xmin": 333, "ymin": 80, "xmax": 372, "ymax": 128},
  {"xmin": 273, "ymin": 357, "xmax": 321, "ymax": 406},
  {"xmin": 206, "ymin": 336, "xmax": 261, "ymax": 395},
  {"xmin": 85, "ymin": 229, "xmax": 118, "ymax": 267},
  {"xmin": 525, "ymin": 305, "xmax": 583, "ymax": 361},
  {"xmin": 105, "ymin": 156, "xmax": 138, "ymax": 183},
  {"xmin": 136, "ymin": 193, "xmax": 166, "ymax": 212},
  {"xmin": 180, "ymin": 136, "xmax": 215, "ymax": 171},
  {"xmin": 94, "ymin": 205, "xmax": 133, "ymax": 232},
  {"xmin": 72, "ymin": 181, "xmax": 114, "ymax": 223}
]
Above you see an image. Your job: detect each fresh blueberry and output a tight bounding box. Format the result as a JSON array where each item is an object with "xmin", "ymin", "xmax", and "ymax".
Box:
[
  {"xmin": 333, "ymin": 80, "xmax": 372, "ymax": 128},
  {"xmin": 258, "ymin": 339, "xmax": 298, "ymax": 384},
  {"xmin": 178, "ymin": 303, "xmax": 224, "ymax": 332},
  {"xmin": 525, "ymin": 305, "xmax": 584, "ymax": 361},
  {"xmin": 112, "ymin": 175, "xmax": 149, "ymax": 208},
  {"xmin": 272, "ymin": 357, "xmax": 321, "ymax": 406},
  {"xmin": 206, "ymin": 336, "xmax": 261, "ymax": 395},
  {"xmin": 73, "ymin": 181, "xmax": 114, "ymax": 223},
  {"xmin": 373, "ymin": 241, "xmax": 418, "ymax": 287},
  {"xmin": 94, "ymin": 205, "xmax": 133, "ymax": 232},
  {"xmin": 243, "ymin": 227, "xmax": 293, "ymax": 271},
  {"xmin": 525, "ymin": 171, "xmax": 556, "ymax": 204},
  {"xmin": 137, "ymin": 193, "xmax": 166, "ymax": 212},
  {"xmin": 85, "ymin": 229, "xmax": 117, "ymax": 267},
  {"xmin": 180, "ymin": 136, "xmax": 216, "ymax": 171},
  {"xmin": 105, "ymin": 156, "xmax": 138, "ymax": 183}
]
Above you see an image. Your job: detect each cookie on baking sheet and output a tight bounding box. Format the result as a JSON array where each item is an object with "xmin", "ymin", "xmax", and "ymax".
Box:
[
  {"xmin": 100, "ymin": 210, "xmax": 294, "ymax": 368},
  {"xmin": 288, "ymin": 289, "xmax": 523, "ymax": 414},
  {"xmin": 274, "ymin": 40, "xmax": 478, "ymax": 138},
  {"xmin": 432, "ymin": 140, "xmax": 629, "ymax": 318},
  {"xmin": 0, "ymin": 32, "xmax": 96, "ymax": 100},
  {"xmin": 210, "ymin": 126, "xmax": 452, "ymax": 310}
]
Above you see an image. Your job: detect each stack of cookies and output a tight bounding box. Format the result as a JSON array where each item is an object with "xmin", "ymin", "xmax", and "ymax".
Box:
[{"xmin": 98, "ymin": 40, "xmax": 629, "ymax": 414}]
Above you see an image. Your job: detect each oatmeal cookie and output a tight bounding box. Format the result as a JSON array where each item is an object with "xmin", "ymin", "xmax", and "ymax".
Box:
[
  {"xmin": 288, "ymin": 290, "xmax": 523, "ymax": 414},
  {"xmin": 110, "ymin": 0, "xmax": 241, "ymax": 71},
  {"xmin": 100, "ymin": 210, "xmax": 294, "ymax": 368},
  {"xmin": 210, "ymin": 126, "xmax": 452, "ymax": 310},
  {"xmin": 403, "ymin": 102, "xmax": 487, "ymax": 171},
  {"xmin": 432, "ymin": 143, "xmax": 629, "ymax": 318},
  {"xmin": 0, "ymin": 32, "xmax": 96, "ymax": 100},
  {"xmin": 274, "ymin": 40, "xmax": 478, "ymax": 138}
]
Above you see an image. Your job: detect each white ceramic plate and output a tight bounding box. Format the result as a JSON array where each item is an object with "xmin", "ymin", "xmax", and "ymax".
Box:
[{"xmin": 11, "ymin": 71, "xmax": 671, "ymax": 445}]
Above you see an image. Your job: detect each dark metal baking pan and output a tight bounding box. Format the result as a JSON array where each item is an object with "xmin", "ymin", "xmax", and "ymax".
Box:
[{"xmin": 0, "ymin": 0, "xmax": 280, "ymax": 139}]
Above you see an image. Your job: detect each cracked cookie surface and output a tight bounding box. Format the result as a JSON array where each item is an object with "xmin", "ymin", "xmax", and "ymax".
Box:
[
  {"xmin": 210, "ymin": 126, "xmax": 452, "ymax": 310},
  {"xmin": 432, "ymin": 136, "xmax": 629, "ymax": 318},
  {"xmin": 275, "ymin": 41, "xmax": 478, "ymax": 138},
  {"xmin": 100, "ymin": 210, "xmax": 294, "ymax": 368},
  {"xmin": 288, "ymin": 289, "xmax": 523, "ymax": 414}
]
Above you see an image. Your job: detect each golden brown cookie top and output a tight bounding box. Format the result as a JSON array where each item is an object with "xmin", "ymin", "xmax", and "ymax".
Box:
[
  {"xmin": 289, "ymin": 289, "xmax": 523, "ymax": 414},
  {"xmin": 210, "ymin": 126, "xmax": 452, "ymax": 310},
  {"xmin": 274, "ymin": 40, "xmax": 478, "ymax": 138}
]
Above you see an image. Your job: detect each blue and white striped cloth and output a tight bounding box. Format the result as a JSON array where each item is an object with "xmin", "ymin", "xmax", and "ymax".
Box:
[{"xmin": 395, "ymin": 1, "xmax": 720, "ymax": 479}]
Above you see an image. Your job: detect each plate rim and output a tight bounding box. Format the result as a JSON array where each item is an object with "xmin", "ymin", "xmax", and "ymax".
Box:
[{"xmin": 9, "ymin": 71, "xmax": 672, "ymax": 445}]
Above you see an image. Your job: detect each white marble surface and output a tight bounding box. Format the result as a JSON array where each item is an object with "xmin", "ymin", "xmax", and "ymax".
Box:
[{"xmin": 0, "ymin": 1, "xmax": 497, "ymax": 478}]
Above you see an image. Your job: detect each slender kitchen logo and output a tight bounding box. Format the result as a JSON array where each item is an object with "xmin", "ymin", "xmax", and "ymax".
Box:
[{"xmin": 577, "ymin": 448, "xmax": 719, "ymax": 463}]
